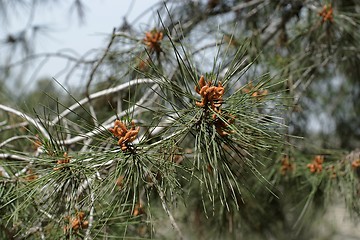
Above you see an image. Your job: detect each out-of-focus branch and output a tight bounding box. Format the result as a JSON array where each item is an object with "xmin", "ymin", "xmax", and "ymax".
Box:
[
  {"xmin": 0, "ymin": 135, "xmax": 36, "ymax": 148},
  {"xmin": 0, "ymin": 165, "xmax": 10, "ymax": 178},
  {"xmin": 57, "ymin": 83, "xmax": 158, "ymax": 146},
  {"xmin": 144, "ymin": 166, "xmax": 184, "ymax": 240},
  {"xmin": 85, "ymin": 190, "xmax": 95, "ymax": 240},
  {"xmin": 85, "ymin": 28, "xmax": 117, "ymax": 97},
  {"xmin": 0, "ymin": 153, "xmax": 31, "ymax": 161},
  {"xmin": 102, "ymin": 83, "xmax": 159, "ymax": 126},
  {"xmin": 0, "ymin": 104, "xmax": 50, "ymax": 139},
  {"xmin": 51, "ymin": 78, "xmax": 155, "ymax": 125},
  {"xmin": 232, "ymin": 0, "xmax": 267, "ymax": 11},
  {"xmin": 0, "ymin": 122, "xmax": 29, "ymax": 133},
  {"xmin": 0, "ymin": 52, "xmax": 95, "ymax": 70}
]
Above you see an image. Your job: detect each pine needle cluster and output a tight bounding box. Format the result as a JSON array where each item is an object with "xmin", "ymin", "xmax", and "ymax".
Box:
[{"xmin": 1, "ymin": 1, "xmax": 360, "ymax": 239}]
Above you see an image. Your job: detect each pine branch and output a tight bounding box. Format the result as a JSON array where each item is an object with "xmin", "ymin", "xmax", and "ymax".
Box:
[{"xmin": 0, "ymin": 104, "xmax": 50, "ymax": 139}]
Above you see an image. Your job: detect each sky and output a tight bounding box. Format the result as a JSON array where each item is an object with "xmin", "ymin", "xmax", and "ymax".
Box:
[{"xmin": 1, "ymin": 0, "xmax": 159, "ymax": 91}]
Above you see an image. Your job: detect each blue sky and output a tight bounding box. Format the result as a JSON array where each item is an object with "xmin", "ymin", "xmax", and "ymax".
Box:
[{"xmin": 1, "ymin": 0, "xmax": 158, "ymax": 90}]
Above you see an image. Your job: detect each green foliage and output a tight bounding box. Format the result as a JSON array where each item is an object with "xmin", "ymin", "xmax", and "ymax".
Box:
[{"xmin": 1, "ymin": 0, "xmax": 360, "ymax": 239}]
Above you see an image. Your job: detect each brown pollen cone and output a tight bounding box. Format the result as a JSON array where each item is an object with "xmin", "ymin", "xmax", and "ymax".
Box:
[
  {"xmin": 144, "ymin": 30, "xmax": 163, "ymax": 54},
  {"xmin": 109, "ymin": 120, "xmax": 140, "ymax": 151},
  {"xmin": 64, "ymin": 211, "xmax": 88, "ymax": 234},
  {"xmin": 319, "ymin": 4, "xmax": 334, "ymax": 23},
  {"xmin": 280, "ymin": 155, "xmax": 294, "ymax": 175},
  {"xmin": 195, "ymin": 75, "xmax": 224, "ymax": 111},
  {"xmin": 54, "ymin": 152, "xmax": 71, "ymax": 171},
  {"xmin": 195, "ymin": 75, "xmax": 235, "ymax": 137},
  {"xmin": 307, "ymin": 155, "xmax": 324, "ymax": 173}
]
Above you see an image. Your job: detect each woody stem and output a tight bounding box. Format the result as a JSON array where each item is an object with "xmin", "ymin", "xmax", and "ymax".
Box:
[{"xmin": 143, "ymin": 167, "xmax": 185, "ymax": 240}]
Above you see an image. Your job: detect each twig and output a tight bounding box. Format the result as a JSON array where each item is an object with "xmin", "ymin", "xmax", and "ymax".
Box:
[
  {"xmin": 57, "ymin": 117, "xmax": 120, "ymax": 146},
  {"xmin": 17, "ymin": 223, "xmax": 45, "ymax": 240},
  {"xmin": 85, "ymin": 28, "xmax": 116, "ymax": 97},
  {"xmin": 85, "ymin": 190, "xmax": 95, "ymax": 240},
  {"xmin": 84, "ymin": 28, "xmax": 116, "ymax": 130},
  {"xmin": 232, "ymin": 0, "xmax": 266, "ymax": 11},
  {"xmin": 244, "ymin": 0, "xmax": 270, "ymax": 19},
  {"xmin": 39, "ymin": 209, "xmax": 56, "ymax": 220},
  {"xmin": 80, "ymin": 138, "xmax": 93, "ymax": 152},
  {"xmin": 102, "ymin": 83, "xmax": 158, "ymax": 125},
  {"xmin": 144, "ymin": 167, "xmax": 185, "ymax": 240},
  {"xmin": 0, "ymin": 120, "xmax": 7, "ymax": 126},
  {"xmin": 51, "ymin": 78, "xmax": 155, "ymax": 125},
  {"xmin": 0, "ymin": 135, "xmax": 36, "ymax": 148},
  {"xmin": 293, "ymin": 57, "xmax": 330, "ymax": 106},
  {"xmin": 88, "ymin": 103, "xmax": 99, "ymax": 126},
  {"xmin": 0, "ymin": 153, "xmax": 31, "ymax": 161},
  {"xmin": 0, "ymin": 51, "xmax": 95, "ymax": 70},
  {"xmin": 146, "ymin": 128, "xmax": 189, "ymax": 149},
  {"xmin": 57, "ymin": 84, "xmax": 158, "ymax": 146},
  {"xmin": 77, "ymin": 174, "xmax": 96, "ymax": 198},
  {"xmin": 0, "ymin": 104, "xmax": 50, "ymax": 139},
  {"xmin": 0, "ymin": 165, "xmax": 10, "ymax": 178},
  {"xmin": 0, "ymin": 122, "xmax": 29, "ymax": 133},
  {"xmin": 134, "ymin": 113, "xmax": 178, "ymax": 143},
  {"xmin": 15, "ymin": 161, "xmax": 33, "ymax": 177}
]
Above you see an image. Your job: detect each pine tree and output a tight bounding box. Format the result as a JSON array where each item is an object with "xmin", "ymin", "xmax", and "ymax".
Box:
[{"xmin": 1, "ymin": 1, "xmax": 360, "ymax": 239}]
